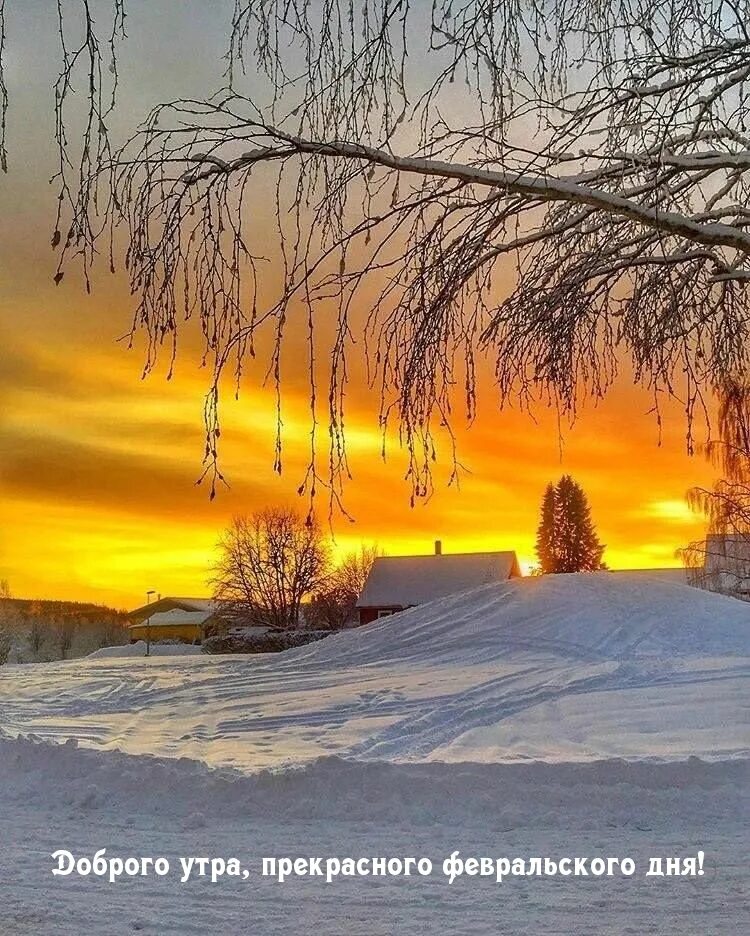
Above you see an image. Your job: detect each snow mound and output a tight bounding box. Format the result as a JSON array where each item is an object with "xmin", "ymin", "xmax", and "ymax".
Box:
[
  {"xmin": 295, "ymin": 572, "xmax": 750, "ymax": 668},
  {"xmin": 1, "ymin": 574, "xmax": 748, "ymax": 768},
  {"xmin": 1, "ymin": 731, "xmax": 746, "ymax": 828},
  {"xmin": 87, "ymin": 640, "xmax": 204, "ymax": 659}
]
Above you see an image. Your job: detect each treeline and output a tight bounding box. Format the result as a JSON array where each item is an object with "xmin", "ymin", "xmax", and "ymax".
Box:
[{"xmin": 0, "ymin": 598, "xmax": 128, "ymax": 664}]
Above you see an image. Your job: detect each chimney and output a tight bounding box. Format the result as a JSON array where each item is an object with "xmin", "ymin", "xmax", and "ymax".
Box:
[{"xmin": 434, "ymin": 540, "xmax": 442, "ymax": 556}]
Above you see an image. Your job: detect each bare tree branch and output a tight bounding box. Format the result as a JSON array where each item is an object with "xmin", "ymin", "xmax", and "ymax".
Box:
[
  {"xmin": 2, "ymin": 0, "xmax": 750, "ymax": 510},
  {"xmin": 682, "ymin": 380, "xmax": 750, "ymax": 599},
  {"xmin": 211, "ymin": 509, "xmax": 331, "ymax": 628},
  {"xmin": 0, "ymin": 0, "xmax": 7, "ymax": 173}
]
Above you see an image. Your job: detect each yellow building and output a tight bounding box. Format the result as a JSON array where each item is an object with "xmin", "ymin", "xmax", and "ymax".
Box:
[{"xmin": 127, "ymin": 597, "xmax": 217, "ymax": 645}]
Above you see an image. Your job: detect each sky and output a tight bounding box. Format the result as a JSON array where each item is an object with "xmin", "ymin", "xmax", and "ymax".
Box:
[{"xmin": 0, "ymin": 1, "xmax": 716, "ymax": 608}]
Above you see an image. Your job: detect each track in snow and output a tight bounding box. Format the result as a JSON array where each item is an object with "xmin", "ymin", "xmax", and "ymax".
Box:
[{"xmin": 1, "ymin": 573, "xmax": 748, "ymax": 768}]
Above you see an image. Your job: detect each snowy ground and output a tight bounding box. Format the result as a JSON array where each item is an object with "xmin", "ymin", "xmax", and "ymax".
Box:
[
  {"xmin": 86, "ymin": 640, "xmax": 204, "ymax": 659},
  {"xmin": 1, "ymin": 573, "xmax": 748, "ymax": 933}
]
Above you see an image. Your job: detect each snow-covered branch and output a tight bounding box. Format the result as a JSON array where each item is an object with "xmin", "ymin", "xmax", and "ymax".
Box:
[
  {"xmin": 3, "ymin": 0, "xmax": 750, "ymax": 507},
  {"xmin": 182, "ymin": 128, "xmax": 750, "ymax": 257}
]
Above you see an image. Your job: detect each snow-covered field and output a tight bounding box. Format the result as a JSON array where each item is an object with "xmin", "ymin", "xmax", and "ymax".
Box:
[
  {"xmin": 86, "ymin": 640, "xmax": 204, "ymax": 660},
  {"xmin": 1, "ymin": 573, "xmax": 748, "ymax": 934}
]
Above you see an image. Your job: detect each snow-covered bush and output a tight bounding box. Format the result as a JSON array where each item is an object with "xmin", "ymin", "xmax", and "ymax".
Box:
[{"xmin": 202, "ymin": 629, "xmax": 330, "ymax": 655}]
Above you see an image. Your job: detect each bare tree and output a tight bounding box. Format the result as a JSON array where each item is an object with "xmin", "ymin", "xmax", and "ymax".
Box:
[
  {"xmin": 26, "ymin": 605, "xmax": 46, "ymax": 659},
  {"xmin": 309, "ymin": 544, "xmax": 383, "ymax": 629},
  {"xmin": 212, "ymin": 508, "xmax": 331, "ymax": 629},
  {"xmin": 0, "ymin": 586, "xmax": 13, "ymax": 665},
  {"xmin": 2, "ymin": 2, "xmax": 750, "ymax": 505},
  {"xmin": 51, "ymin": 616, "xmax": 77, "ymax": 660},
  {"xmin": 90, "ymin": 617, "xmax": 128, "ymax": 649},
  {"xmin": 0, "ymin": 630, "xmax": 9, "ymax": 665}
]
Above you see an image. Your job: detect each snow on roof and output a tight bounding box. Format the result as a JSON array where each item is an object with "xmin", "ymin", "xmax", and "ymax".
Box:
[
  {"xmin": 167, "ymin": 597, "xmax": 215, "ymax": 611},
  {"xmin": 128, "ymin": 597, "xmax": 215, "ymax": 618},
  {"xmin": 128, "ymin": 609, "xmax": 214, "ymax": 629},
  {"xmin": 357, "ymin": 551, "xmax": 520, "ymax": 609}
]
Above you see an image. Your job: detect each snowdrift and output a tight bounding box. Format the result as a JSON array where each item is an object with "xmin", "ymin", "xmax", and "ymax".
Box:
[
  {"xmin": 1, "ymin": 573, "xmax": 748, "ymax": 769},
  {"xmin": 87, "ymin": 641, "xmax": 204, "ymax": 659},
  {"xmin": 1, "ymin": 729, "xmax": 747, "ymax": 828},
  {"xmin": 3, "ymin": 728, "xmax": 747, "ymax": 936},
  {"xmin": 290, "ymin": 571, "xmax": 750, "ymax": 667}
]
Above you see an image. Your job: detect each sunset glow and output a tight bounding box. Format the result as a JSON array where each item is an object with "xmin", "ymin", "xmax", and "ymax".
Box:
[
  {"xmin": 0, "ymin": 317, "xmax": 715, "ymax": 607},
  {"xmin": 0, "ymin": 3, "xmax": 717, "ymax": 610}
]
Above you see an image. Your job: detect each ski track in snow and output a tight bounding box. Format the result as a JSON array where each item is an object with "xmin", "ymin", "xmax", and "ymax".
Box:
[
  {"xmin": 2, "ymin": 574, "xmax": 749, "ymax": 768},
  {"xmin": 4, "ymin": 652, "xmax": 748, "ymax": 766},
  {"xmin": 1, "ymin": 573, "xmax": 749, "ymax": 933}
]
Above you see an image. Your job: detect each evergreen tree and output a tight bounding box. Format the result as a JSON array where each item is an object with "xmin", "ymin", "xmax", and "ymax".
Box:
[
  {"xmin": 535, "ymin": 476, "xmax": 605, "ymax": 573},
  {"xmin": 535, "ymin": 484, "xmax": 558, "ymax": 574}
]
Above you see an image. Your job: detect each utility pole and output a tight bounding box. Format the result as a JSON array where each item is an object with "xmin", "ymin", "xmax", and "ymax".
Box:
[{"xmin": 145, "ymin": 590, "xmax": 155, "ymax": 657}]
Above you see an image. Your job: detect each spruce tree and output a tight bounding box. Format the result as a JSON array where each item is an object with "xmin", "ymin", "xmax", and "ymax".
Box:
[
  {"xmin": 535, "ymin": 484, "xmax": 558, "ymax": 574},
  {"xmin": 535, "ymin": 476, "xmax": 605, "ymax": 573}
]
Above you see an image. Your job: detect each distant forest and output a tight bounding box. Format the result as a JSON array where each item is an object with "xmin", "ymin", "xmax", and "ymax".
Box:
[{"xmin": 0, "ymin": 598, "xmax": 128, "ymax": 664}]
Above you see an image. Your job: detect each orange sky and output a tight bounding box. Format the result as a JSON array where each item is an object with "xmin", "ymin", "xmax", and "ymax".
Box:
[{"xmin": 0, "ymin": 3, "xmax": 717, "ymax": 609}]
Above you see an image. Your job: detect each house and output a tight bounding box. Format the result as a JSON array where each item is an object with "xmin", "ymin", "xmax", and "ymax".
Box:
[
  {"xmin": 690, "ymin": 533, "xmax": 750, "ymax": 598},
  {"xmin": 127, "ymin": 596, "xmax": 218, "ymax": 644},
  {"xmin": 356, "ymin": 541, "xmax": 521, "ymax": 625}
]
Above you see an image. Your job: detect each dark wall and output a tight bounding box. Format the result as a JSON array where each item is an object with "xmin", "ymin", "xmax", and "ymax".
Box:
[{"xmin": 358, "ymin": 607, "xmax": 403, "ymax": 626}]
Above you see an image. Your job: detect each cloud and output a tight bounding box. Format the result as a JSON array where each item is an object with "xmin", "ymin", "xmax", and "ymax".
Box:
[
  {"xmin": 642, "ymin": 500, "xmax": 700, "ymax": 525},
  {"xmin": 0, "ymin": 428, "xmax": 217, "ymax": 520}
]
